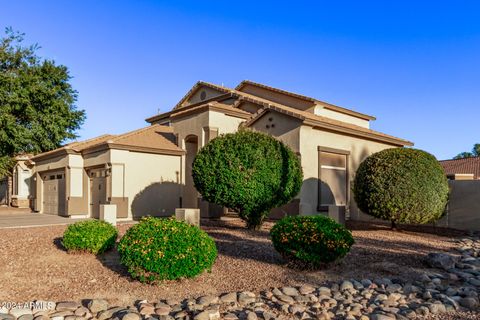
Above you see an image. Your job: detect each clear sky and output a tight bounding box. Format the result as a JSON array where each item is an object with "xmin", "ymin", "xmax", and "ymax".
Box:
[{"xmin": 1, "ymin": 1, "xmax": 479, "ymax": 160}]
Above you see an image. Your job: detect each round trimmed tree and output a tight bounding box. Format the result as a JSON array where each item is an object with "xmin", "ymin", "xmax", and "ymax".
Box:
[
  {"xmin": 192, "ymin": 130, "xmax": 303, "ymax": 229},
  {"xmin": 353, "ymin": 148, "xmax": 449, "ymax": 228}
]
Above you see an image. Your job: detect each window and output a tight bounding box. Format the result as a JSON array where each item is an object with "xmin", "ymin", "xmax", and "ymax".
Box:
[{"xmin": 318, "ymin": 148, "xmax": 349, "ymax": 211}]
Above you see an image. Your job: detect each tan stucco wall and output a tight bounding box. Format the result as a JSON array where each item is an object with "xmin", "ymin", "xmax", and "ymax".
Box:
[
  {"xmin": 248, "ymin": 111, "xmax": 400, "ymax": 217},
  {"xmin": 313, "ymin": 105, "xmax": 370, "ymax": 128},
  {"xmin": 171, "ymin": 109, "xmax": 246, "ymax": 187},
  {"xmin": 169, "ymin": 109, "xmax": 246, "ymax": 213},
  {"xmin": 237, "ymin": 101, "xmax": 261, "ymax": 114},
  {"xmin": 299, "ymin": 125, "xmax": 397, "ymax": 216},
  {"xmin": 434, "ymin": 180, "xmax": 480, "ymax": 231},
  {"xmin": 249, "ymin": 110, "xmax": 301, "ymax": 153},
  {"xmin": 109, "ymin": 149, "xmax": 182, "ymax": 219},
  {"xmin": 185, "ymin": 87, "xmax": 225, "ymax": 106}
]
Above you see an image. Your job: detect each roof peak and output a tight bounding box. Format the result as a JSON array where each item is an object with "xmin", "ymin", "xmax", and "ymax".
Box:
[{"xmin": 235, "ymin": 80, "xmax": 376, "ymax": 121}]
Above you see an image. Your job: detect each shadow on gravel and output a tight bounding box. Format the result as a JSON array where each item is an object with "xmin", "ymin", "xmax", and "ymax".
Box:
[
  {"xmin": 53, "ymin": 237, "xmax": 67, "ymax": 252},
  {"xmin": 96, "ymin": 247, "xmax": 132, "ymax": 279},
  {"xmin": 347, "ymin": 220, "xmax": 471, "ymax": 237},
  {"xmin": 207, "ymin": 230, "xmax": 285, "ymax": 265}
]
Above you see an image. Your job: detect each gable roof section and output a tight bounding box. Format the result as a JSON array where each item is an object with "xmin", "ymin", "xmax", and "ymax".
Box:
[
  {"xmin": 33, "ymin": 125, "xmax": 184, "ymax": 162},
  {"xmin": 32, "ymin": 134, "xmax": 115, "ymax": 161},
  {"xmin": 172, "ymin": 81, "xmax": 233, "ymax": 110},
  {"xmin": 83, "ymin": 124, "xmax": 184, "ymax": 156},
  {"xmin": 440, "ymin": 157, "xmax": 480, "ymax": 179},
  {"xmin": 169, "ymin": 102, "xmax": 251, "ymax": 120},
  {"xmin": 236, "ymin": 80, "xmax": 376, "ymax": 121},
  {"xmin": 242, "ymin": 98, "xmax": 412, "ymax": 147},
  {"xmin": 146, "ymin": 93, "xmax": 241, "ymax": 123}
]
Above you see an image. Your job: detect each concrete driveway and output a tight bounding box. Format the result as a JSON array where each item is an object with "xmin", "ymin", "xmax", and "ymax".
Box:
[{"xmin": 0, "ymin": 209, "xmax": 88, "ymax": 229}]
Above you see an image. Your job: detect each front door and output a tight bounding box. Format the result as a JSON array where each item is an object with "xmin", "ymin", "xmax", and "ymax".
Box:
[{"xmin": 89, "ymin": 169, "xmax": 107, "ymax": 218}]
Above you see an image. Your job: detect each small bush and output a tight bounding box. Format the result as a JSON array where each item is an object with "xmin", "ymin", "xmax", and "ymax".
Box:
[
  {"xmin": 62, "ymin": 220, "xmax": 118, "ymax": 254},
  {"xmin": 117, "ymin": 217, "xmax": 217, "ymax": 282},
  {"xmin": 270, "ymin": 215, "xmax": 354, "ymax": 267},
  {"xmin": 192, "ymin": 130, "xmax": 303, "ymax": 230},
  {"xmin": 353, "ymin": 148, "xmax": 449, "ymax": 225}
]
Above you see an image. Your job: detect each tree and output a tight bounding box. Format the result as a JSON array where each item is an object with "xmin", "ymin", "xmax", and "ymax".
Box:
[
  {"xmin": 0, "ymin": 27, "xmax": 85, "ymax": 177},
  {"xmin": 353, "ymin": 148, "xmax": 449, "ymax": 229},
  {"xmin": 192, "ymin": 130, "xmax": 303, "ymax": 230},
  {"xmin": 454, "ymin": 143, "xmax": 480, "ymax": 159}
]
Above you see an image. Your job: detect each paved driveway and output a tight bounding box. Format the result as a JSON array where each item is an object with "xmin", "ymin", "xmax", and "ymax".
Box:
[{"xmin": 0, "ymin": 211, "xmax": 88, "ymax": 229}]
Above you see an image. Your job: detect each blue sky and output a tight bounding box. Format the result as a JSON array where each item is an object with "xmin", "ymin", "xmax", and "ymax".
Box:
[{"xmin": 1, "ymin": 1, "xmax": 479, "ymax": 160}]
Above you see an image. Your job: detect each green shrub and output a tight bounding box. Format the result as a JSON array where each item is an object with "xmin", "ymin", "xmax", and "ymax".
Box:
[
  {"xmin": 192, "ymin": 130, "xmax": 303, "ymax": 229},
  {"xmin": 353, "ymin": 148, "xmax": 449, "ymax": 226},
  {"xmin": 117, "ymin": 217, "xmax": 217, "ymax": 282},
  {"xmin": 270, "ymin": 215, "xmax": 354, "ymax": 267},
  {"xmin": 62, "ymin": 220, "xmax": 118, "ymax": 254}
]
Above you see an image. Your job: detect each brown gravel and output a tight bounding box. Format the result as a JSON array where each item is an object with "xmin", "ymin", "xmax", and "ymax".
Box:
[{"xmin": 0, "ymin": 218, "xmax": 466, "ymax": 306}]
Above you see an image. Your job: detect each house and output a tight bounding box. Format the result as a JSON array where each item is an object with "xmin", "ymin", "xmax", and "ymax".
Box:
[
  {"xmin": 440, "ymin": 157, "xmax": 480, "ymax": 180},
  {"xmin": 0, "ymin": 154, "xmax": 34, "ymax": 208},
  {"xmin": 29, "ymin": 80, "xmax": 413, "ymax": 220},
  {"xmin": 30, "ymin": 125, "xmax": 183, "ymax": 219}
]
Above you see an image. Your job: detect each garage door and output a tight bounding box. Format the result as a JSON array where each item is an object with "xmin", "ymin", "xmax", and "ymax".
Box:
[{"xmin": 42, "ymin": 171, "xmax": 66, "ymax": 215}]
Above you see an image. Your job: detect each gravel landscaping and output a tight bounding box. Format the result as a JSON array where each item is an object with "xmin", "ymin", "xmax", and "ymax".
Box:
[{"xmin": 0, "ymin": 218, "xmax": 479, "ymax": 319}]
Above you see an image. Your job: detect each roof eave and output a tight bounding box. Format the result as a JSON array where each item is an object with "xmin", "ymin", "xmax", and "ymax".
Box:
[
  {"xmin": 303, "ymin": 118, "xmax": 413, "ymax": 147},
  {"xmin": 31, "ymin": 148, "xmax": 76, "ymax": 162},
  {"xmin": 82, "ymin": 142, "xmax": 185, "ymax": 156}
]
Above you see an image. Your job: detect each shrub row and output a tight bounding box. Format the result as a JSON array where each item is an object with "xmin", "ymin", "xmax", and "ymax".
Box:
[{"xmin": 62, "ymin": 217, "xmax": 217, "ymax": 282}]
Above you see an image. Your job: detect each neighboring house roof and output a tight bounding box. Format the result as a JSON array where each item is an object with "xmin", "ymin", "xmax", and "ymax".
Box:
[
  {"xmin": 33, "ymin": 125, "xmax": 184, "ymax": 161},
  {"xmin": 241, "ymin": 97, "xmax": 413, "ymax": 147},
  {"xmin": 439, "ymin": 157, "xmax": 480, "ymax": 179},
  {"xmin": 236, "ymin": 80, "xmax": 376, "ymax": 121}
]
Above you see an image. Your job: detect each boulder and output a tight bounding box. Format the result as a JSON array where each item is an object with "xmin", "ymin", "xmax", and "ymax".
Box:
[{"xmin": 426, "ymin": 253, "xmax": 459, "ymax": 270}]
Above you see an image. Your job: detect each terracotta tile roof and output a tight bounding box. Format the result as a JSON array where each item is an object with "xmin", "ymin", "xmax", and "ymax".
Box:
[
  {"xmin": 84, "ymin": 124, "xmax": 184, "ymax": 155},
  {"xmin": 67, "ymin": 134, "xmax": 116, "ymax": 151},
  {"xmin": 33, "ymin": 126, "xmax": 183, "ymax": 161},
  {"xmin": 439, "ymin": 157, "xmax": 480, "ymax": 179},
  {"xmin": 240, "ymin": 95, "xmax": 413, "ymax": 147},
  {"xmin": 149, "ymin": 80, "xmax": 412, "ymax": 147},
  {"xmin": 235, "ymin": 80, "xmax": 376, "ymax": 121},
  {"xmin": 32, "ymin": 134, "xmax": 115, "ymax": 161}
]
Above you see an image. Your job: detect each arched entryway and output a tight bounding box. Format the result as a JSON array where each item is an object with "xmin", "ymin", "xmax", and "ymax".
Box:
[{"xmin": 184, "ymin": 135, "xmax": 199, "ymax": 208}]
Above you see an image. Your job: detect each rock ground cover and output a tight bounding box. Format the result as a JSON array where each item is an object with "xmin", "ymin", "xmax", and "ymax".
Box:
[{"xmin": 0, "ymin": 219, "xmax": 478, "ymax": 319}]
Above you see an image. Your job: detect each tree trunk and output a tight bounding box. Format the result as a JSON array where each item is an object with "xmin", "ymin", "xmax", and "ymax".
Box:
[
  {"xmin": 7, "ymin": 175, "xmax": 12, "ymax": 207},
  {"xmin": 391, "ymin": 220, "xmax": 397, "ymax": 230}
]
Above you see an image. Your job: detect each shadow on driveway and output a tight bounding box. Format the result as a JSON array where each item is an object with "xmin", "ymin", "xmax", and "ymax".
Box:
[{"xmin": 0, "ymin": 211, "xmax": 89, "ymax": 229}]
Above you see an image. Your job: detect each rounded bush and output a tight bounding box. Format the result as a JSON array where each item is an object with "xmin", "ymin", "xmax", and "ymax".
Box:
[
  {"xmin": 270, "ymin": 215, "xmax": 354, "ymax": 267},
  {"xmin": 353, "ymin": 148, "xmax": 449, "ymax": 225},
  {"xmin": 117, "ymin": 217, "xmax": 217, "ymax": 282},
  {"xmin": 62, "ymin": 220, "xmax": 118, "ymax": 254},
  {"xmin": 192, "ymin": 130, "xmax": 303, "ymax": 229}
]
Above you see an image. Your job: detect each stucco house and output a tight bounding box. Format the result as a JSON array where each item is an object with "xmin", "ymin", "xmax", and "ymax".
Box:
[{"xmin": 27, "ymin": 80, "xmax": 413, "ymax": 220}]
